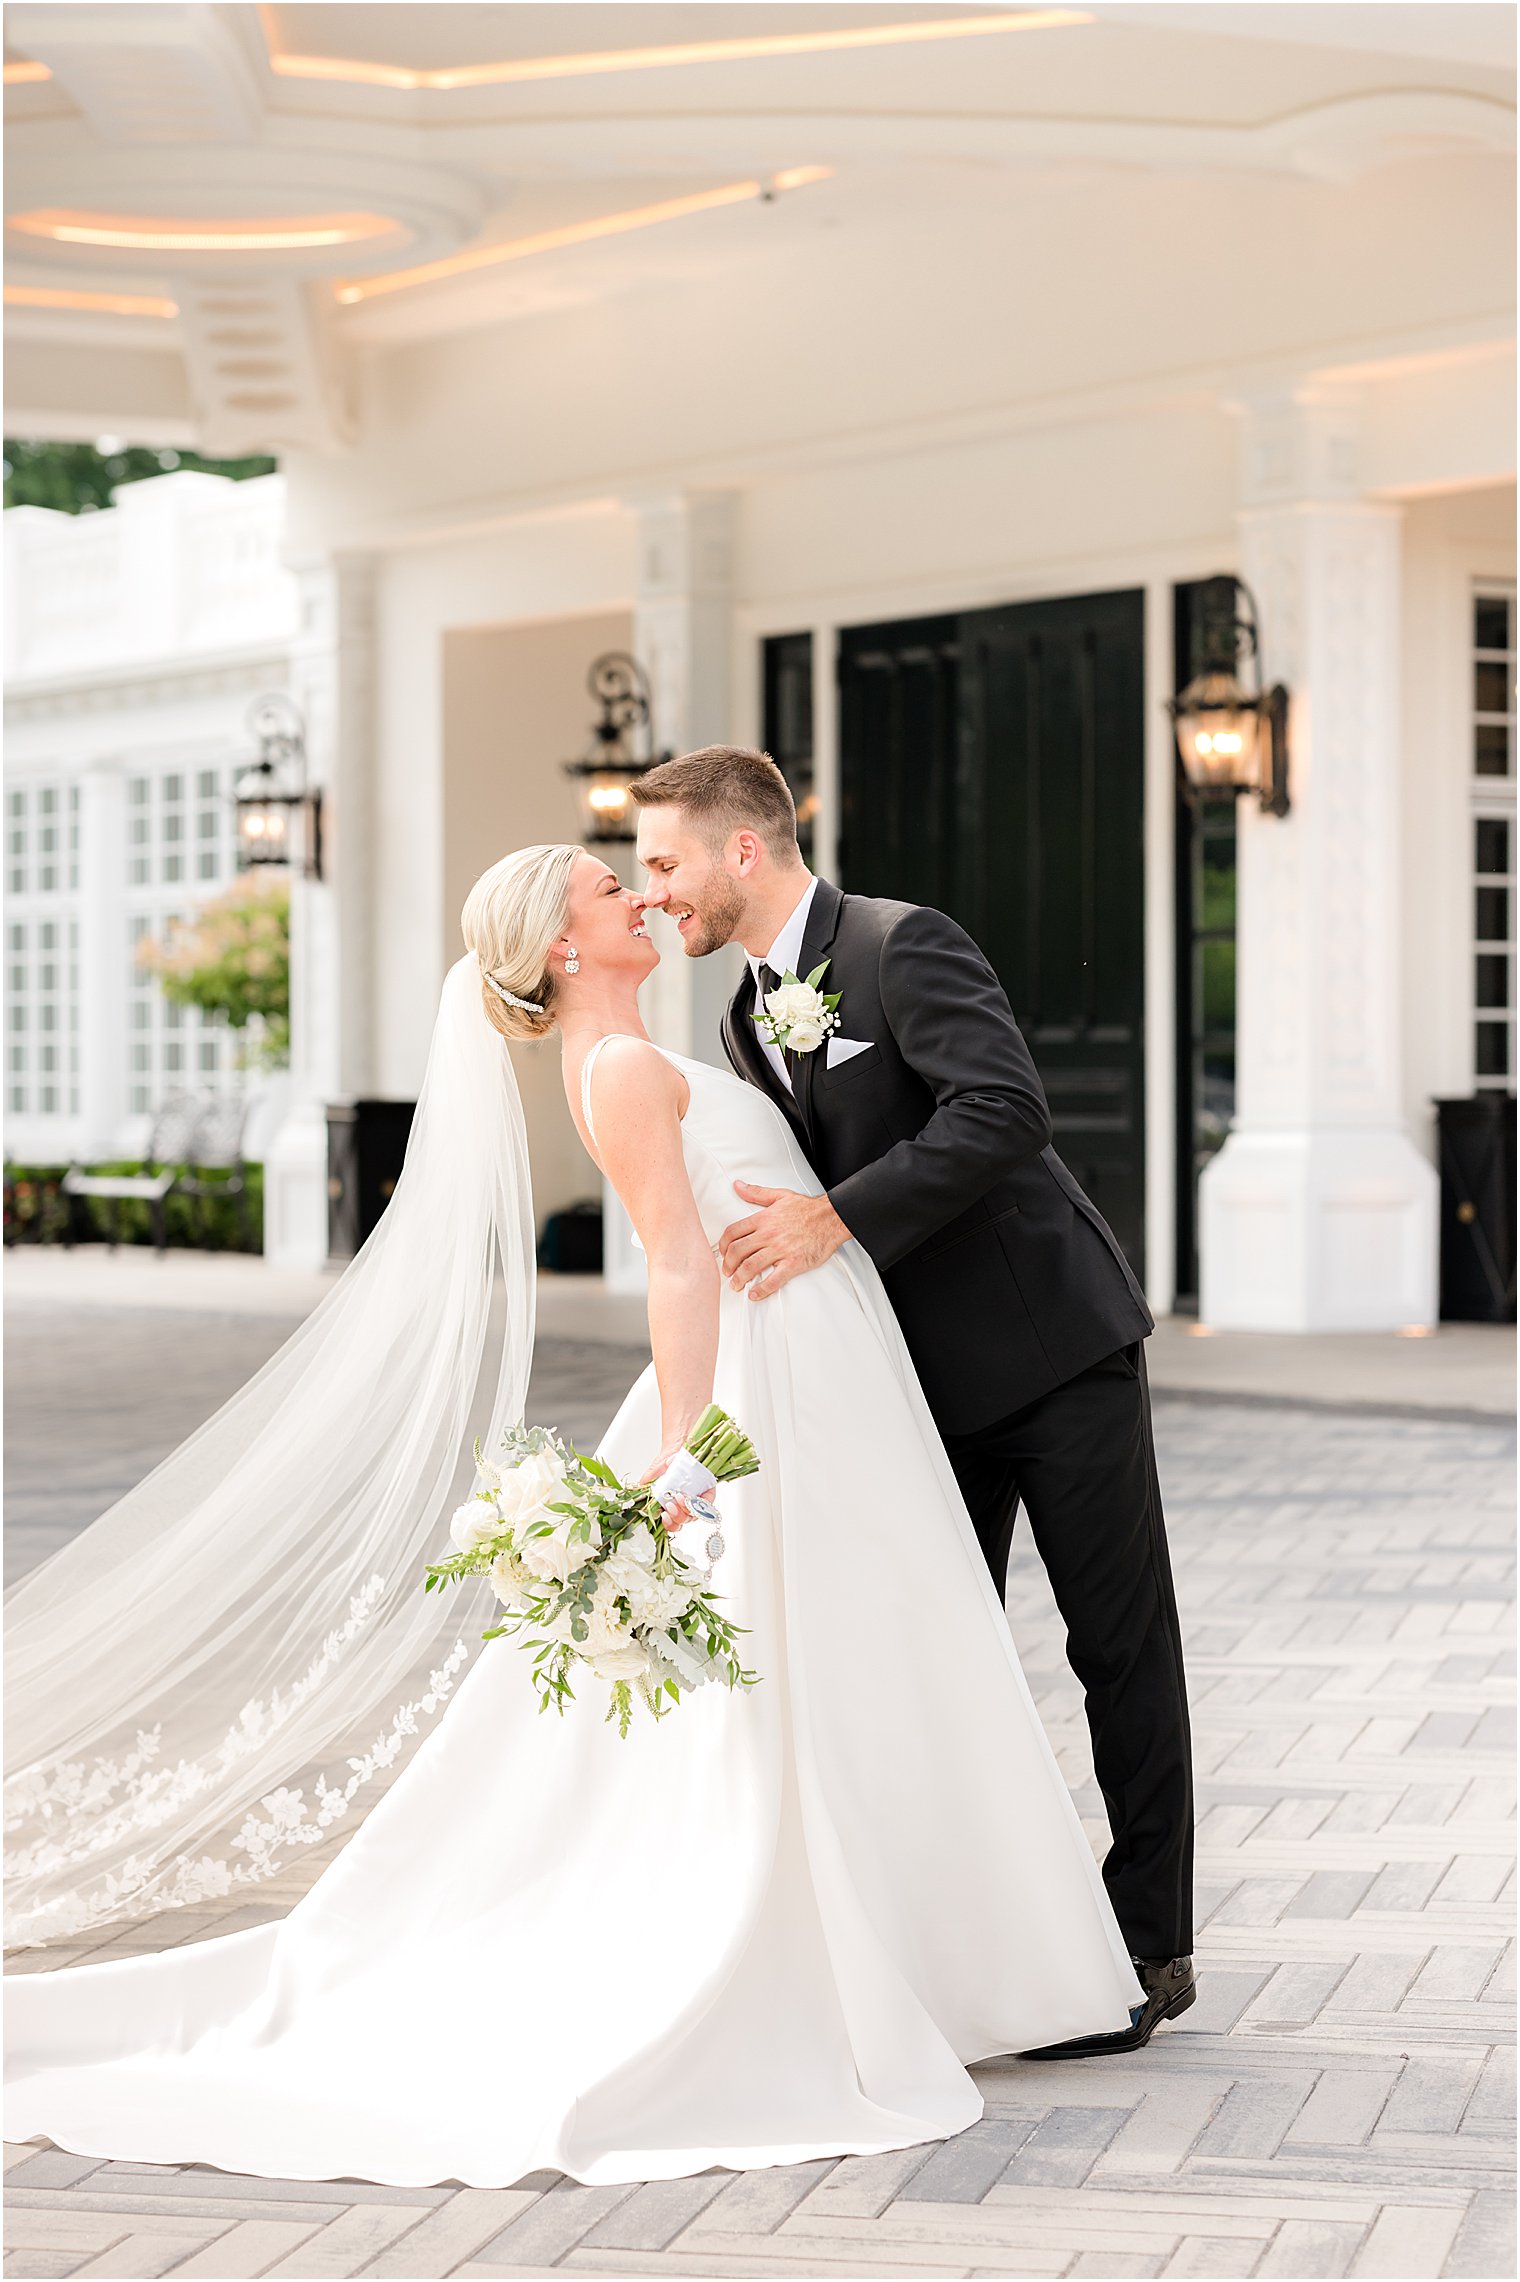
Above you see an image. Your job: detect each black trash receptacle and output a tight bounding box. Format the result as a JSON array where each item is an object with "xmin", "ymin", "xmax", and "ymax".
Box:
[
  {"xmin": 326, "ymin": 1100, "xmax": 417, "ymax": 1263},
  {"xmin": 537, "ymin": 1199, "xmax": 604, "ymax": 1275},
  {"xmin": 1435, "ymin": 1094, "xmax": 1517, "ymax": 1323}
]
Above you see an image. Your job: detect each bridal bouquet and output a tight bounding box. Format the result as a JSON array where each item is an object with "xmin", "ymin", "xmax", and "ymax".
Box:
[{"xmin": 425, "ymin": 1406, "xmax": 761, "ymax": 1737}]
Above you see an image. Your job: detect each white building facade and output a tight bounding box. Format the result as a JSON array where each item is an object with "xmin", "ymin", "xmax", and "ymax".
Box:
[
  {"xmin": 3, "ymin": 473, "xmax": 298, "ymax": 1165},
  {"xmin": 3, "ymin": 3, "xmax": 1513, "ymax": 1321}
]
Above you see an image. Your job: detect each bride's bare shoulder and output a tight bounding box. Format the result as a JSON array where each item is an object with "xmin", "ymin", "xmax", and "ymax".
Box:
[{"xmin": 575, "ymin": 1035, "xmax": 689, "ymax": 1151}]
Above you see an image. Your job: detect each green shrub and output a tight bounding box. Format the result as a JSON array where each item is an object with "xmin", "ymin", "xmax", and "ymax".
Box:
[{"xmin": 3, "ymin": 1162, "xmax": 264, "ymax": 1252}]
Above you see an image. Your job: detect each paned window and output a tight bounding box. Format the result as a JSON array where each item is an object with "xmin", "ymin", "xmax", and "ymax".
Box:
[
  {"xmin": 1475, "ymin": 813, "xmax": 1515, "ymax": 1087},
  {"xmin": 5, "ymin": 796, "xmax": 78, "ymax": 1127},
  {"xmin": 1473, "ymin": 587, "xmax": 1516, "ymax": 1091},
  {"xmin": 8, "ymin": 787, "xmax": 26, "ymax": 895}
]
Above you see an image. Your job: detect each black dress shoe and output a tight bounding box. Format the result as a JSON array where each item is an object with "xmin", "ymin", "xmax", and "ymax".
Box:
[{"xmin": 1020, "ymin": 1956, "xmax": 1196, "ymax": 2060}]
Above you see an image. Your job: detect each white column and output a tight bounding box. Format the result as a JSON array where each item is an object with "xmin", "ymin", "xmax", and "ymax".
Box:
[
  {"xmin": 1199, "ymin": 388, "xmax": 1438, "ymax": 1330},
  {"xmin": 262, "ymin": 550, "xmax": 377, "ymax": 1269},
  {"xmin": 597, "ymin": 490, "xmax": 741, "ymax": 1294},
  {"xmin": 810, "ymin": 616, "xmax": 840, "ymax": 887},
  {"xmin": 75, "ymin": 763, "xmax": 128, "ymax": 1157},
  {"xmin": 633, "ymin": 488, "xmax": 744, "ymax": 1065}
]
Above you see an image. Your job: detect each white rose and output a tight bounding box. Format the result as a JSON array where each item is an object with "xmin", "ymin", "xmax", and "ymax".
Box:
[
  {"xmin": 494, "ymin": 1449, "xmax": 569, "ymax": 1532},
  {"xmin": 517, "ymin": 1531, "xmax": 596, "ymax": 1584},
  {"xmin": 449, "ymin": 1496, "xmax": 503, "ymax": 1554},
  {"xmin": 496, "ymin": 1450, "xmax": 600, "ymax": 1579},
  {"xmin": 784, "ymin": 1012, "xmax": 830, "ymax": 1053},
  {"xmin": 765, "ymin": 981, "xmax": 820, "ymax": 1023}
]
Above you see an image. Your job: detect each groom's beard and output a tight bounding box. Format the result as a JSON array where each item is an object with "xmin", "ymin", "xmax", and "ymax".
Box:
[{"xmin": 672, "ymin": 871, "xmax": 746, "ymax": 958}]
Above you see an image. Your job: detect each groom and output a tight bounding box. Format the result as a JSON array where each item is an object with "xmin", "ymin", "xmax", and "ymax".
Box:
[{"xmin": 631, "ymin": 745, "xmax": 1195, "ymax": 2057}]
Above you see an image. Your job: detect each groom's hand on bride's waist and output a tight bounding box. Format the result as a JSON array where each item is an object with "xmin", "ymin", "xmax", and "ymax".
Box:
[{"xmin": 720, "ymin": 1182, "xmax": 851, "ymax": 1299}]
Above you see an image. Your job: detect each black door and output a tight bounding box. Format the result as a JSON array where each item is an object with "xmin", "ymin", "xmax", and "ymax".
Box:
[{"xmin": 838, "ymin": 590, "xmax": 1147, "ymax": 1277}]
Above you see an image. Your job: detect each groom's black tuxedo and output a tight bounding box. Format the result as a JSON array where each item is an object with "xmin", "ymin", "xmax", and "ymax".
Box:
[
  {"xmin": 720, "ymin": 877, "xmax": 1151, "ymax": 1436},
  {"xmin": 722, "ymin": 876, "xmax": 1194, "ymax": 1966}
]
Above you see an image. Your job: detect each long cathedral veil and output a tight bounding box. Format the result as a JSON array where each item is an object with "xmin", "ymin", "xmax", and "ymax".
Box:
[{"xmin": 5, "ymin": 955, "xmax": 535, "ymax": 1949}]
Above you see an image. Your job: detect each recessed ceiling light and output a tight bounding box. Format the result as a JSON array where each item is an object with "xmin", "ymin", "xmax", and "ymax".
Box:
[
  {"xmin": 2, "ymin": 58, "xmax": 51, "ymax": 84},
  {"xmin": 267, "ymin": 10, "xmax": 1089, "ymax": 92},
  {"xmin": 9, "ymin": 208, "xmax": 400, "ymax": 254}
]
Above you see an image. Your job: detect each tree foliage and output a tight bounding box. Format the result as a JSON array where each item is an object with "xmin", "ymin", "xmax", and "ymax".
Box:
[
  {"xmin": 3, "ymin": 438, "xmax": 276, "ymax": 516},
  {"xmin": 136, "ymin": 874, "xmax": 291, "ymax": 1067}
]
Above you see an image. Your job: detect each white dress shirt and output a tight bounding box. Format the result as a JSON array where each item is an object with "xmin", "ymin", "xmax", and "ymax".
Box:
[{"xmin": 746, "ymin": 874, "xmax": 819, "ymax": 1095}]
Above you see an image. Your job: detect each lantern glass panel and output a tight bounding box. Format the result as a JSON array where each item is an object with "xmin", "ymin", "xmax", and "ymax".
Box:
[
  {"xmin": 572, "ymin": 769, "xmax": 641, "ymax": 841},
  {"xmin": 1174, "ymin": 671, "xmax": 1264, "ymax": 792},
  {"xmin": 237, "ymin": 801, "xmax": 291, "ymax": 867}
]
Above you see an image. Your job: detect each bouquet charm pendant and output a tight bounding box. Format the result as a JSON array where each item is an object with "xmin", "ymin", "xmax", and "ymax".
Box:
[{"xmin": 685, "ymin": 1493, "xmax": 727, "ymax": 1583}]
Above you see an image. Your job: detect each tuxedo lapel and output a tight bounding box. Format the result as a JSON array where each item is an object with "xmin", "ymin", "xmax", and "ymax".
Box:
[
  {"xmin": 723, "ymin": 964, "xmax": 810, "ymax": 1144},
  {"xmin": 790, "ymin": 878, "xmax": 845, "ymax": 1141}
]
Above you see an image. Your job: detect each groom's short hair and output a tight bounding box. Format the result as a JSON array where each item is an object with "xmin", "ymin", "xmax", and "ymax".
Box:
[{"xmin": 629, "ymin": 746, "xmax": 800, "ymax": 860}]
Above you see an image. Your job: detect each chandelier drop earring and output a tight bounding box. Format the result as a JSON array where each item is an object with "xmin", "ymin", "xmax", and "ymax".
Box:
[{"xmin": 564, "ymin": 945, "xmax": 581, "ymax": 976}]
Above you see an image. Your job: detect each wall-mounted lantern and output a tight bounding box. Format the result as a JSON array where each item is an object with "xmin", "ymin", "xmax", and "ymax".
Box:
[
  {"xmin": 232, "ymin": 693, "xmax": 323, "ymax": 877},
  {"xmin": 562, "ymin": 652, "xmax": 671, "ymax": 842},
  {"xmin": 1169, "ymin": 574, "xmax": 1290, "ymax": 816}
]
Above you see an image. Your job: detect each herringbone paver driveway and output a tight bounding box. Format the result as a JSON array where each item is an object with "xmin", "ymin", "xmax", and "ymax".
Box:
[{"xmin": 6, "ymin": 1385, "xmax": 1513, "ymax": 2281}]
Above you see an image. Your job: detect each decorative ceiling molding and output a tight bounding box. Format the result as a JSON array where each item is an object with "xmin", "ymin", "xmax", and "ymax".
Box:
[
  {"xmin": 4, "ymin": 3, "xmax": 261, "ymax": 145},
  {"xmin": 257, "ymin": 8, "xmax": 1092, "ymax": 93},
  {"xmin": 334, "ymin": 168, "xmax": 832, "ymax": 305},
  {"xmin": 395, "ymin": 87, "xmax": 1512, "ymax": 185},
  {"xmin": 296, "ymin": 313, "xmax": 1515, "ymax": 557},
  {"xmin": 1258, "ymin": 88, "xmax": 1515, "ymax": 183},
  {"xmin": 176, "ymin": 274, "xmax": 353, "ymax": 455},
  {"xmin": 6, "ymin": 649, "xmax": 294, "ymax": 719}
]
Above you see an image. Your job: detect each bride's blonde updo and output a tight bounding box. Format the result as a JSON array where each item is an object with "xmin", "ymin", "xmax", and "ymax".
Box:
[{"xmin": 461, "ymin": 843, "xmax": 581, "ymax": 1043}]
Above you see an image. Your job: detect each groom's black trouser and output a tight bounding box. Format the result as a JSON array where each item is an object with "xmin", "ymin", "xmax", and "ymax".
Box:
[{"xmin": 942, "ymin": 1341, "xmax": 1194, "ymax": 1963}]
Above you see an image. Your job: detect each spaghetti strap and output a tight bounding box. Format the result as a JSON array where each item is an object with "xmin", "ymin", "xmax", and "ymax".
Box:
[
  {"xmin": 580, "ymin": 1033, "xmax": 654, "ymax": 1150},
  {"xmin": 580, "ymin": 1035, "xmax": 613, "ymax": 1148}
]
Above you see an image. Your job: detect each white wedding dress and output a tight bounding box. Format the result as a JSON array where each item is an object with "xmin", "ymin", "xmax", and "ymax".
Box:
[{"xmin": 6, "ymin": 1038, "xmax": 1140, "ymax": 2188}]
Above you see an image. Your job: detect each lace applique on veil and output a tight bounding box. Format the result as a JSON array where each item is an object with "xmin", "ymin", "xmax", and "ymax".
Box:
[{"xmin": 5, "ymin": 957, "xmax": 535, "ymax": 1949}]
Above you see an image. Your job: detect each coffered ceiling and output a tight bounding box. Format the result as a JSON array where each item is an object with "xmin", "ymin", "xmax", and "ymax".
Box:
[{"xmin": 4, "ymin": 3, "xmax": 1513, "ymax": 454}]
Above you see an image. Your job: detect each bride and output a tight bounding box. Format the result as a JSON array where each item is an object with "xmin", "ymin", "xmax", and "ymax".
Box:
[{"xmin": 5, "ymin": 841, "xmax": 1141, "ymax": 2190}]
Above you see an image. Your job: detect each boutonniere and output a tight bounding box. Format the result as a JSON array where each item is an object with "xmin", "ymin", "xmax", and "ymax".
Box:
[{"xmin": 753, "ymin": 961, "xmax": 843, "ymax": 1057}]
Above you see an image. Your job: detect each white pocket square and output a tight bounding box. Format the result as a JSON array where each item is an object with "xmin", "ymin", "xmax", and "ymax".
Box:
[{"xmin": 826, "ymin": 1035, "xmax": 875, "ymax": 1069}]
